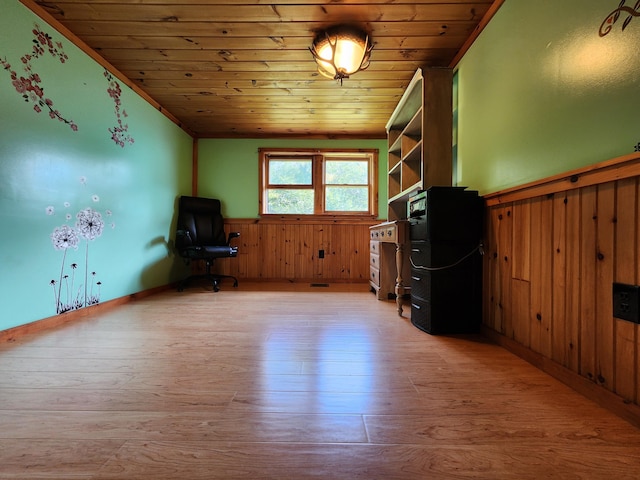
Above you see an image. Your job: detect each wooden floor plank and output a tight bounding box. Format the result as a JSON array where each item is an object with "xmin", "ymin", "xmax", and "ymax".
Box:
[
  {"xmin": 364, "ymin": 411, "xmax": 640, "ymax": 446},
  {"xmin": 0, "ymin": 411, "xmax": 367, "ymax": 444},
  {"xmin": 0, "ymin": 439, "xmax": 124, "ymax": 479},
  {"xmin": 93, "ymin": 442, "xmax": 640, "ymax": 480},
  {"xmin": 0, "ymin": 388, "xmax": 235, "ymax": 412}
]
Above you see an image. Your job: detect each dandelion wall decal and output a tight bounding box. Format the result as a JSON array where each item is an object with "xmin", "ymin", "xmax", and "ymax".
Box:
[
  {"xmin": 46, "ymin": 180, "xmax": 113, "ymax": 314},
  {"xmin": 50, "ymin": 224, "xmax": 79, "ymax": 251},
  {"xmin": 75, "ymin": 207, "xmax": 105, "ymax": 306},
  {"xmin": 50, "ymin": 224, "xmax": 80, "ymax": 313},
  {"xmin": 75, "ymin": 207, "xmax": 104, "ymax": 241}
]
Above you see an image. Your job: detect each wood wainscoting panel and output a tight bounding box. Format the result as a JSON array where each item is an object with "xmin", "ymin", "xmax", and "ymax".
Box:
[
  {"xmin": 484, "ymin": 155, "xmax": 640, "ymax": 411},
  {"xmin": 580, "ymin": 185, "xmax": 598, "ymax": 384},
  {"xmin": 564, "ymin": 189, "xmax": 581, "ymax": 373},
  {"xmin": 208, "ymin": 218, "xmax": 376, "ymax": 283},
  {"xmin": 527, "ymin": 197, "xmax": 542, "ymax": 354},
  {"xmin": 615, "ymin": 178, "xmax": 638, "ymax": 402},
  {"xmin": 551, "ymin": 193, "xmax": 567, "ymax": 368}
]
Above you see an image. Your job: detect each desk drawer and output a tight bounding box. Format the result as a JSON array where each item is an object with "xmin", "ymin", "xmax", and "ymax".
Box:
[
  {"xmin": 369, "ymin": 265, "xmax": 380, "ymax": 287},
  {"xmin": 370, "ymin": 225, "xmax": 398, "ymax": 243},
  {"xmin": 370, "ymin": 252, "xmax": 380, "ymax": 270},
  {"xmin": 370, "ymin": 240, "xmax": 380, "ymax": 254}
]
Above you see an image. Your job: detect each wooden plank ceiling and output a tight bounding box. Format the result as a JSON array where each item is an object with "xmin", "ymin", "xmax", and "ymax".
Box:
[{"xmin": 33, "ymin": 0, "xmax": 496, "ymax": 139}]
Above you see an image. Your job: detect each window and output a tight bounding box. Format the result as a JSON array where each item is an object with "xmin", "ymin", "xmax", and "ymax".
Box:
[{"xmin": 259, "ymin": 148, "xmax": 378, "ymax": 216}]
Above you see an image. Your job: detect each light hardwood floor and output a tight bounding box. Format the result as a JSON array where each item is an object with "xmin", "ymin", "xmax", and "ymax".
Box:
[{"xmin": 1, "ymin": 282, "xmax": 640, "ymax": 479}]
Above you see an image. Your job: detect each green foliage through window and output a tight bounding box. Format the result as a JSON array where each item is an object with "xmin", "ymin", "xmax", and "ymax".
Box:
[
  {"xmin": 266, "ymin": 189, "xmax": 314, "ymax": 214},
  {"xmin": 269, "ymin": 160, "xmax": 312, "ymax": 185},
  {"xmin": 325, "ymin": 160, "xmax": 368, "ymax": 185},
  {"xmin": 325, "ymin": 186, "xmax": 369, "ymax": 211}
]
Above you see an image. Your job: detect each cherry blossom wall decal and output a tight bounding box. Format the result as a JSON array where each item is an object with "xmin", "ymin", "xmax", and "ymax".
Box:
[
  {"xmin": 0, "ymin": 24, "xmax": 77, "ymax": 130},
  {"xmin": 105, "ymin": 69, "xmax": 134, "ymax": 147}
]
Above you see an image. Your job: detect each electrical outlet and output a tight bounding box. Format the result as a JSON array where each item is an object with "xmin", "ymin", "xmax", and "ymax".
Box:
[
  {"xmin": 613, "ymin": 283, "xmax": 640, "ymax": 323},
  {"xmin": 318, "ymin": 249, "xmax": 325, "ymax": 259}
]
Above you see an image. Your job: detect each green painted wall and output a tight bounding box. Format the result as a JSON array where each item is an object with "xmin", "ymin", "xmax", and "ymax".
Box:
[
  {"xmin": 198, "ymin": 138, "xmax": 388, "ymax": 219},
  {"xmin": 456, "ymin": 0, "xmax": 640, "ymax": 194},
  {"xmin": 0, "ymin": 1, "xmax": 193, "ymax": 330}
]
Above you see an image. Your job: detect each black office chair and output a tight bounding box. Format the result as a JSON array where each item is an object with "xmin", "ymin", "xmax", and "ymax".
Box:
[{"xmin": 175, "ymin": 196, "xmax": 240, "ymax": 292}]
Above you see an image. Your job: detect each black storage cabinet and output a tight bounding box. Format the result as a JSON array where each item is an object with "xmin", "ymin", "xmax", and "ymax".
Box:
[{"xmin": 409, "ymin": 186, "xmax": 483, "ymax": 334}]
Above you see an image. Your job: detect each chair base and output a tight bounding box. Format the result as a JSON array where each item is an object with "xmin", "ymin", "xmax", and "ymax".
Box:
[
  {"xmin": 177, "ymin": 259, "xmax": 238, "ymax": 292},
  {"xmin": 177, "ymin": 273, "xmax": 238, "ymax": 292}
]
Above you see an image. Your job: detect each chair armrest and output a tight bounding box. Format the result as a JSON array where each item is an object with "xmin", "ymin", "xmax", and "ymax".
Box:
[
  {"xmin": 227, "ymin": 232, "xmax": 240, "ymax": 245},
  {"xmin": 176, "ymin": 229, "xmax": 193, "ymax": 249}
]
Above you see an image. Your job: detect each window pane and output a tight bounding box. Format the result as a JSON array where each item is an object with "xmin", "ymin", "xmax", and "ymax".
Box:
[
  {"xmin": 266, "ymin": 189, "xmax": 314, "ymax": 214},
  {"xmin": 325, "ymin": 160, "xmax": 368, "ymax": 185},
  {"xmin": 325, "ymin": 186, "xmax": 369, "ymax": 211},
  {"xmin": 269, "ymin": 159, "xmax": 312, "ymax": 185}
]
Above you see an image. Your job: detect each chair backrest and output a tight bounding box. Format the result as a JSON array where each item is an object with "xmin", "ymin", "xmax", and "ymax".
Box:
[{"xmin": 177, "ymin": 196, "xmax": 227, "ymax": 246}]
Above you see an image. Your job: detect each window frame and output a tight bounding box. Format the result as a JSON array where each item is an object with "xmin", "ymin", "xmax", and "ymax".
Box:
[{"xmin": 259, "ymin": 148, "xmax": 378, "ymax": 218}]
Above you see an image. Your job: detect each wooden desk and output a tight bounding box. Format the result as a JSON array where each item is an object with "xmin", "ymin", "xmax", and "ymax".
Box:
[{"xmin": 369, "ymin": 220, "xmax": 409, "ymax": 316}]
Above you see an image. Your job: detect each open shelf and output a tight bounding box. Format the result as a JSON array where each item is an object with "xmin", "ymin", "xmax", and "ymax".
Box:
[
  {"xmin": 402, "ymin": 152, "xmax": 422, "ymax": 192},
  {"xmin": 388, "ymin": 169, "xmax": 401, "ymax": 200},
  {"xmin": 384, "ymin": 69, "xmax": 424, "ymax": 221},
  {"xmin": 388, "ymin": 158, "xmax": 402, "ymax": 176},
  {"xmin": 388, "ymin": 182, "xmax": 420, "ymax": 205},
  {"xmin": 404, "ymin": 108, "xmax": 423, "ymax": 138},
  {"xmin": 383, "ymin": 67, "xmax": 453, "ymax": 221},
  {"xmin": 388, "ymin": 130, "xmax": 402, "ymax": 152},
  {"xmin": 388, "ymin": 151, "xmax": 401, "ymax": 172}
]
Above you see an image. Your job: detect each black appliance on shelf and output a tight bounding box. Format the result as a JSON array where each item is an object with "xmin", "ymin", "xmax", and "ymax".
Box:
[{"xmin": 408, "ymin": 186, "xmax": 483, "ymax": 335}]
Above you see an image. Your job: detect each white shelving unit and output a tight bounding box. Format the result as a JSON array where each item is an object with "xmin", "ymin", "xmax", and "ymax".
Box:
[{"xmin": 369, "ymin": 67, "xmax": 453, "ymax": 313}]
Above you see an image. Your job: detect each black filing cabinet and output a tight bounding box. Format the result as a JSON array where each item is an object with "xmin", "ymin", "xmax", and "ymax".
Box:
[{"xmin": 408, "ymin": 186, "xmax": 483, "ymax": 334}]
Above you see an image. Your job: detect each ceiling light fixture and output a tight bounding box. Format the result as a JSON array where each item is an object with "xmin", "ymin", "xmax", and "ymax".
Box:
[{"xmin": 309, "ymin": 25, "xmax": 373, "ymax": 85}]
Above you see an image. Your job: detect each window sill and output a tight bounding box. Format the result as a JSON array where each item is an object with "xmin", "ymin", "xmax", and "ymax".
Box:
[{"xmin": 226, "ymin": 215, "xmax": 381, "ymax": 225}]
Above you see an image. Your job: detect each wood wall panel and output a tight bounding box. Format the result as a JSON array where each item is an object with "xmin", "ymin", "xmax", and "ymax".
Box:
[
  {"xmin": 579, "ymin": 185, "xmax": 598, "ymax": 383},
  {"xmin": 552, "ymin": 193, "xmax": 567, "ymax": 367},
  {"xmin": 595, "ymin": 183, "xmax": 615, "ymax": 390},
  {"xmin": 488, "ymin": 206, "xmax": 507, "ymax": 333},
  {"xmin": 511, "ymin": 199, "xmax": 530, "ymax": 281},
  {"xmin": 204, "ymin": 220, "xmax": 374, "ymax": 283},
  {"xmin": 511, "ymin": 278, "xmax": 530, "ymax": 347},
  {"xmin": 565, "ymin": 189, "xmax": 580, "ymax": 372},
  {"xmin": 527, "ymin": 197, "xmax": 542, "ymax": 354},
  {"xmin": 616, "ymin": 178, "xmax": 638, "ymax": 402},
  {"xmin": 484, "ymin": 157, "xmax": 640, "ymax": 409}
]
